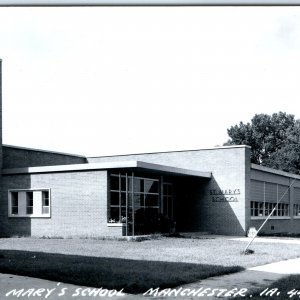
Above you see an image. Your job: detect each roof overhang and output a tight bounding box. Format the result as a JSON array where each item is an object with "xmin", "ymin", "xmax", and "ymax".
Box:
[{"xmin": 2, "ymin": 160, "xmax": 212, "ymax": 179}]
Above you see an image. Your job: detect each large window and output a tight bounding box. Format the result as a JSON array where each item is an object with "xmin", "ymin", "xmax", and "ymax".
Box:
[
  {"xmin": 251, "ymin": 201, "xmax": 289, "ymax": 217},
  {"xmin": 293, "ymin": 188, "xmax": 300, "ymax": 217},
  {"xmin": 109, "ymin": 173, "xmax": 159, "ymax": 224},
  {"xmin": 8, "ymin": 189, "xmax": 51, "ymax": 218},
  {"xmin": 250, "ymin": 180, "xmax": 290, "ymax": 218}
]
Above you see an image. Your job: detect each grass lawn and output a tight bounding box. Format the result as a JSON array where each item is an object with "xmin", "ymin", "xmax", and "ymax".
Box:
[
  {"xmin": 0, "ymin": 250, "xmax": 242, "ymax": 294},
  {"xmin": 0, "ymin": 236, "xmax": 299, "ymax": 293}
]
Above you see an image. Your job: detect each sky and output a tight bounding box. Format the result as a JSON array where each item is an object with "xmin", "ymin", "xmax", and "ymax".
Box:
[{"xmin": 0, "ymin": 6, "xmax": 300, "ymax": 157}]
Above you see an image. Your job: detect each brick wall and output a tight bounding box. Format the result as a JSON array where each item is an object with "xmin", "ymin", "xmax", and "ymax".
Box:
[
  {"xmin": 3, "ymin": 146, "xmax": 87, "ymax": 169},
  {"xmin": 0, "ymin": 170, "xmax": 122, "ymax": 238},
  {"xmin": 89, "ymin": 146, "xmax": 251, "ymax": 235}
]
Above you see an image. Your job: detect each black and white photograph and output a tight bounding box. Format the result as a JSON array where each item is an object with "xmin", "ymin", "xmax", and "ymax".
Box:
[{"xmin": 0, "ymin": 2, "xmax": 300, "ymax": 299}]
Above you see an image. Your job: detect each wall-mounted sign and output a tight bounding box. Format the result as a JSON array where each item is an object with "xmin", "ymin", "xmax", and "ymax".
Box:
[{"xmin": 209, "ymin": 189, "xmax": 241, "ymax": 203}]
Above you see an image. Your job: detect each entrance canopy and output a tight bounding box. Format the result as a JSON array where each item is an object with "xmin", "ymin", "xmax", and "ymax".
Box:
[{"xmin": 2, "ymin": 160, "xmax": 212, "ymax": 178}]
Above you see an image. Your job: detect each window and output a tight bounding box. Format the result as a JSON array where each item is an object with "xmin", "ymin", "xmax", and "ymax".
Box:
[
  {"xmin": 109, "ymin": 173, "xmax": 160, "ymax": 223},
  {"xmin": 251, "ymin": 201, "xmax": 289, "ymax": 217},
  {"xmin": 250, "ymin": 180, "xmax": 290, "ymax": 218},
  {"xmin": 42, "ymin": 191, "xmax": 50, "ymax": 214},
  {"xmin": 8, "ymin": 189, "xmax": 51, "ymax": 218},
  {"xmin": 294, "ymin": 204, "xmax": 300, "ymax": 217},
  {"xmin": 294, "ymin": 188, "xmax": 300, "ymax": 217},
  {"xmin": 11, "ymin": 192, "xmax": 18, "ymax": 215},
  {"xmin": 26, "ymin": 192, "xmax": 33, "ymax": 214}
]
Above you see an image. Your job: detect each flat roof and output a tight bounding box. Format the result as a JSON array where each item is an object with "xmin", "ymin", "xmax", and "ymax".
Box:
[
  {"xmin": 2, "ymin": 160, "xmax": 212, "ymax": 178},
  {"xmin": 251, "ymin": 164, "xmax": 300, "ymax": 180},
  {"xmin": 88, "ymin": 145, "xmax": 251, "ymax": 159}
]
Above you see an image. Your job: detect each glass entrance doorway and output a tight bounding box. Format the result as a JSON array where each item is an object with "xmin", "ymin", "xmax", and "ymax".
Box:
[{"xmin": 109, "ymin": 172, "xmax": 174, "ymax": 235}]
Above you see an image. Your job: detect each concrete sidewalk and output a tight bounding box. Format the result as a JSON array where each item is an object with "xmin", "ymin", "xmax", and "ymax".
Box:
[
  {"xmin": 1, "ymin": 257, "xmax": 300, "ymax": 299},
  {"xmin": 0, "ymin": 273, "xmax": 139, "ymax": 300},
  {"xmin": 154, "ymin": 257, "xmax": 300, "ymax": 299}
]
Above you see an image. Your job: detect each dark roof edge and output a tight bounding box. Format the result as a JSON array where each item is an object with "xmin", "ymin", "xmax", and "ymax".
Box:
[{"xmin": 3, "ymin": 144, "xmax": 86, "ymax": 158}]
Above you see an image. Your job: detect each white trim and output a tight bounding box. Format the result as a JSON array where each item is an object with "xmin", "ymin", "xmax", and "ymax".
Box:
[
  {"xmin": 2, "ymin": 160, "xmax": 212, "ymax": 178},
  {"xmin": 107, "ymin": 223, "xmax": 126, "ymax": 227},
  {"xmin": 88, "ymin": 145, "xmax": 251, "ymax": 159},
  {"xmin": 251, "ymin": 217, "xmax": 291, "ymax": 220},
  {"xmin": 8, "ymin": 189, "xmax": 51, "ymax": 218}
]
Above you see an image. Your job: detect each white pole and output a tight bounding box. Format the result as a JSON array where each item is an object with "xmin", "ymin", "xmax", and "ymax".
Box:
[{"xmin": 243, "ymin": 178, "xmax": 296, "ymax": 254}]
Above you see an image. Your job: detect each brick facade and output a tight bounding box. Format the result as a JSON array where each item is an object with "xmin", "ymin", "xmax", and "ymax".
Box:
[
  {"xmin": 0, "ymin": 145, "xmax": 252, "ymax": 237},
  {"xmin": 3, "ymin": 146, "xmax": 87, "ymax": 169},
  {"xmin": 0, "ymin": 171, "xmax": 122, "ymax": 237},
  {"xmin": 88, "ymin": 146, "xmax": 251, "ymax": 235}
]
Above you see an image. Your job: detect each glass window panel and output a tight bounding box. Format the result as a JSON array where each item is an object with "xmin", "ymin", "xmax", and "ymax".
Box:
[
  {"xmin": 42, "ymin": 191, "xmax": 49, "ymax": 207},
  {"xmin": 26, "ymin": 192, "xmax": 33, "ymax": 214},
  {"xmin": 128, "ymin": 177, "xmax": 141, "ymax": 192},
  {"xmin": 121, "ymin": 207, "xmax": 127, "ymax": 222},
  {"xmin": 12, "ymin": 207, "xmax": 18, "ymax": 214},
  {"xmin": 145, "ymin": 194, "xmax": 159, "ymax": 207},
  {"xmin": 109, "ymin": 207, "xmax": 119, "ymax": 222},
  {"xmin": 111, "ymin": 192, "xmax": 120, "ymax": 206},
  {"xmin": 144, "ymin": 180, "xmax": 159, "ymax": 194},
  {"xmin": 110, "ymin": 175, "xmax": 119, "ymax": 191},
  {"xmin": 121, "ymin": 192, "xmax": 127, "ymax": 206},
  {"xmin": 258, "ymin": 202, "xmax": 264, "ymax": 216},
  {"xmin": 121, "ymin": 176, "xmax": 127, "ymax": 192},
  {"xmin": 273, "ymin": 204, "xmax": 278, "ymax": 216},
  {"xmin": 11, "ymin": 192, "xmax": 18, "ymax": 207},
  {"xmin": 134, "ymin": 193, "xmax": 143, "ymax": 208}
]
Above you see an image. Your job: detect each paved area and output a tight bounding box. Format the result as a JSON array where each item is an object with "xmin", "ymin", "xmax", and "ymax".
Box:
[
  {"xmin": 230, "ymin": 236, "xmax": 300, "ymax": 245},
  {"xmin": 0, "ymin": 273, "xmax": 139, "ymax": 300},
  {"xmin": 249, "ymin": 257, "xmax": 300, "ymax": 274}
]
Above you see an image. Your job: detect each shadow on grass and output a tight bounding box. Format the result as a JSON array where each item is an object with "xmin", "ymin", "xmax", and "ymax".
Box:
[{"xmin": 0, "ymin": 250, "xmax": 244, "ymax": 294}]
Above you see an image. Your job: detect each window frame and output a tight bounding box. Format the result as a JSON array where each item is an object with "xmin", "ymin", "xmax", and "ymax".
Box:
[
  {"xmin": 250, "ymin": 180, "xmax": 291, "ymax": 220},
  {"xmin": 250, "ymin": 200, "xmax": 290, "ymax": 220},
  {"xmin": 109, "ymin": 173, "xmax": 160, "ymax": 224},
  {"xmin": 8, "ymin": 189, "xmax": 51, "ymax": 218}
]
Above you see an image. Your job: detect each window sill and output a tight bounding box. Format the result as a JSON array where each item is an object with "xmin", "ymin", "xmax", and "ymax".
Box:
[
  {"xmin": 293, "ymin": 216, "xmax": 300, "ymax": 219},
  {"xmin": 251, "ymin": 216, "xmax": 291, "ymax": 220},
  {"xmin": 107, "ymin": 223, "xmax": 126, "ymax": 227},
  {"xmin": 8, "ymin": 214, "xmax": 51, "ymax": 218}
]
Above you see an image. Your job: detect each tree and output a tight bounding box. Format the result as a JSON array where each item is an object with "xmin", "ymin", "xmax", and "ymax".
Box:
[{"xmin": 226, "ymin": 112, "xmax": 300, "ymax": 174}]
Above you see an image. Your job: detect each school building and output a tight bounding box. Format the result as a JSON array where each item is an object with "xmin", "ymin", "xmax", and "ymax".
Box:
[{"xmin": 1, "ymin": 59, "xmax": 300, "ymax": 238}]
